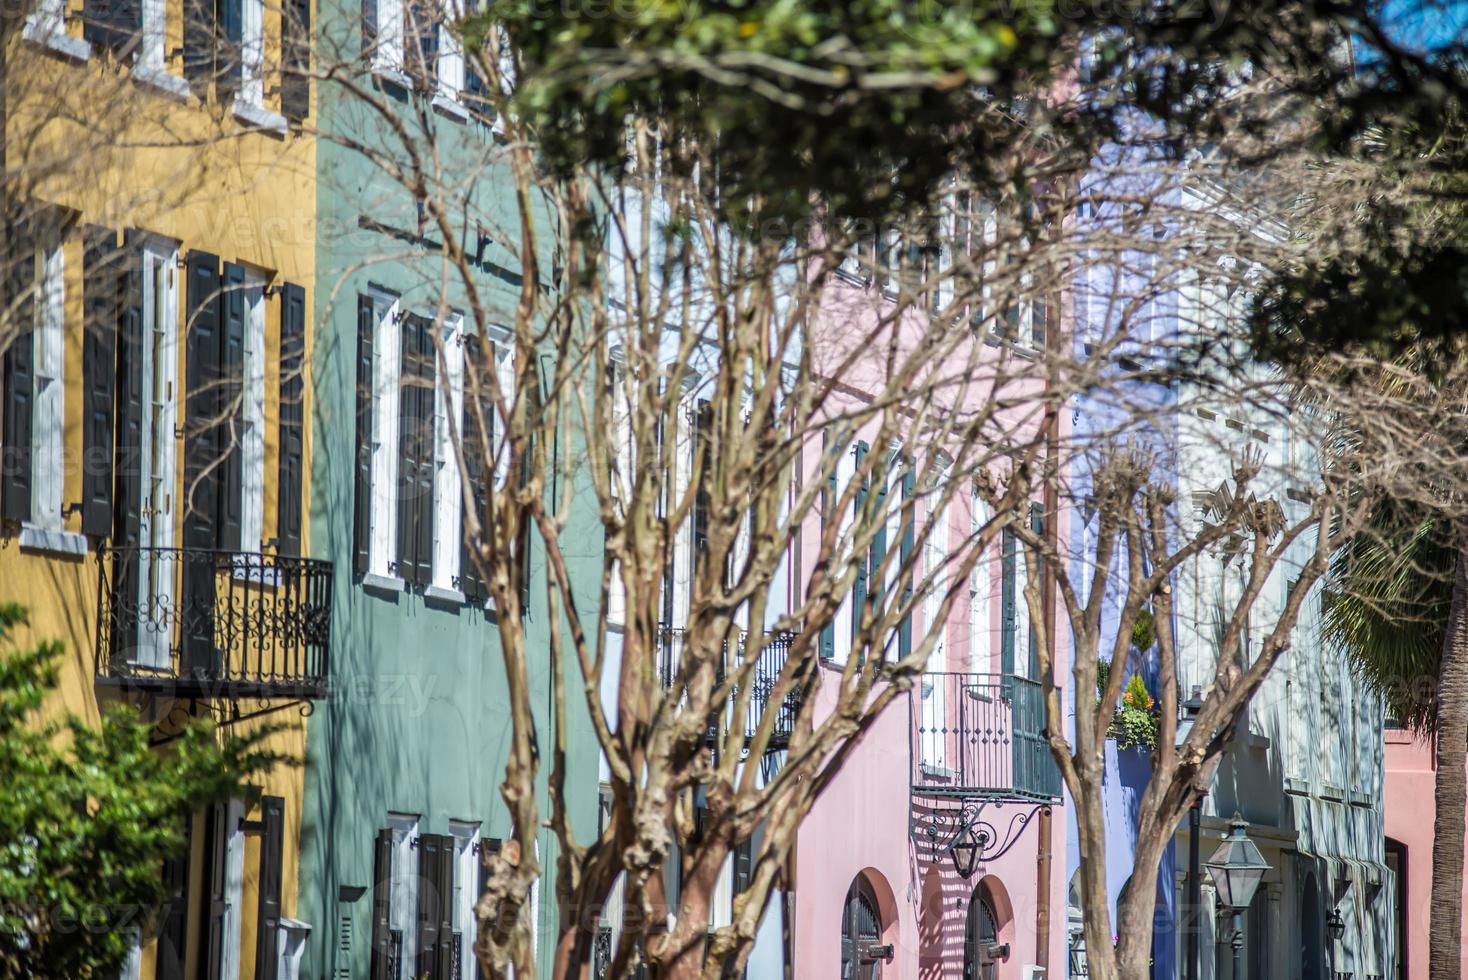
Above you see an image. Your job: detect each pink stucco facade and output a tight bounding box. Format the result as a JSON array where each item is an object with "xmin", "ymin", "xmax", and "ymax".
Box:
[
  {"xmin": 792, "ymin": 260, "xmax": 1070, "ymax": 979},
  {"xmin": 1383, "ymin": 728, "xmax": 1468, "ymax": 980},
  {"xmin": 793, "ymin": 667, "xmax": 1068, "ymax": 979}
]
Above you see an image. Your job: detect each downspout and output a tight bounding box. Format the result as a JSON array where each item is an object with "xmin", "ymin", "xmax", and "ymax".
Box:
[{"xmin": 1037, "ymin": 264, "xmax": 1062, "ymax": 976}]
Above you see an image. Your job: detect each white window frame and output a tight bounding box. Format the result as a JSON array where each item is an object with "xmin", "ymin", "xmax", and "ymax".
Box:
[
  {"xmin": 387, "ymin": 813, "xmax": 421, "ymax": 976},
  {"xmin": 606, "ymin": 354, "xmax": 633, "ymax": 627},
  {"xmin": 29, "ymin": 236, "xmax": 65, "ymax": 532},
  {"xmin": 920, "ymin": 489, "xmax": 950, "ymax": 772},
  {"xmin": 431, "ymin": 314, "xmax": 465, "ymax": 592},
  {"xmin": 448, "ymin": 821, "xmax": 480, "ymax": 980},
  {"xmin": 22, "ymin": 0, "xmax": 67, "ymax": 47},
  {"xmin": 135, "ymin": 243, "xmax": 180, "ymax": 669},
  {"xmin": 1014, "ymin": 521, "xmax": 1031, "ymax": 679},
  {"xmin": 830, "ymin": 441, "xmax": 857, "ymax": 665},
  {"xmin": 239, "ymin": 272, "xmax": 267, "ymax": 552},
  {"xmin": 967, "ymin": 491, "xmax": 991, "ymax": 674},
  {"xmin": 368, "ymin": 290, "xmax": 403, "ymax": 581},
  {"xmin": 239, "ymin": 0, "xmax": 266, "ymax": 107},
  {"xmin": 369, "ymin": 0, "xmax": 406, "ymax": 74},
  {"xmin": 436, "ymin": 0, "xmax": 465, "ymax": 98}
]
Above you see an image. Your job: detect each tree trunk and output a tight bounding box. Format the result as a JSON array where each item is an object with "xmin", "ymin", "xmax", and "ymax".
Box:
[{"xmin": 1429, "ymin": 544, "xmax": 1468, "ymax": 980}]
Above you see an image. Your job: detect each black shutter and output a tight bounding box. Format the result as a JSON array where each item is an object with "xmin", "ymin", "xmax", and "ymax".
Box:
[
  {"xmin": 404, "ymin": 0, "xmax": 439, "ymax": 84},
  {"xmin": 354, "ymin": 296, "xmax": 375, "ymax": 578},
  {"xmin": 369, "ymin": 828, "xmax": 394, "ymax": 980},
  {"xmin": 691, "ymin": 400, "xmax": 711, "ymax": 570},
  {"xmin": 817, "ymin": 430, "xmax": 835, "ymax": 660},
  {"xmin": 2, "ymin": 225, "xmax": 35, "ymax": 524},
  {"xmin": 434, "ymin": 836, "xmax": 456, "ymax": 980},
  {"xmin": 897, "ymin": 463, "xmax": 915, "ymax": 659},
  {"xmin": 733, "ymin": 837, "xmax": 753, "ymax": 896},
  {"xmin": 199, "ymin": 802, "xmax": 229, "ymax": 980},
  {"xmin": 1, "ymin": 319, "xmax": 34, "ymax": 524},
  {"xmin": 396, "ymin": 315, "xmax": 434, "ymax": 587},
  {"xmin": 83, "ymin": 0, "xmax": 143, "ymax": 55},
  {"xmin": 277, "ymin": 284, "xmax": 306, "ymax": 556},
  {"xmin": 81, "ymin": 227, "xmax": 119, "ymax": 537},
  {"xmin": 396, "ymin": 316, "xmax": 420, "ymax": 584},
  {"xmin": 281, "ymin": 0, "xmax": 311, "ymax": 120},
  {"xmin": 157, "ymin": 817, "xmax": 193, "ymax": 980},
  {"xmin": 360, "ymin": 0, "xmax": 377, "ymax": 55},
  {"xmin": 183, "ymin": 251, "xmax": 222, "ymax": 672},
  {"xmin": 415, "ymin": 327, "xmax": 436, "ymax": 588},
  {"xmin": 110, "ymin": 237, "xmax": 145, "ymax": 663},
  {"xmin": 851, "ymin": 442, "xmax": 868, "ymax": 646},
  {"xmin": 217, "ymin": 261, "xmax": 246, "ymax": 553},
  {"xmin": 1000, "ymin": 527, "xmax": 1016, "ymax": 676},
  {"xmin": 1028, "ymin": 502, "xmax": 1044, "ymax": 678},
  {"xmin": 255, "ymin": 796, "xmax": 285, "ymax": 980},
  {"xmin": 183, "ymin": 0, "xmax": 215, "ymax": 91},
  {"xmin": 416, "ymin": 834, "xmax": 443, "ymax": 979},
  {"xmin": 459, "ymin": 335, "xmax": 490, "ymax": 602}
]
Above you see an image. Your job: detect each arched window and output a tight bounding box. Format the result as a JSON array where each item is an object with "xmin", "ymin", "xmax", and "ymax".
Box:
[{"xmin": 841, "ymin": 876, "xmax": 884, "ymax": 980}]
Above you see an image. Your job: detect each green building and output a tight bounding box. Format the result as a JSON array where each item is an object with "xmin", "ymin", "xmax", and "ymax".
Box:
[{"xmin": 298, "ymin": 7, "xmax": 603, "ymax": 975}]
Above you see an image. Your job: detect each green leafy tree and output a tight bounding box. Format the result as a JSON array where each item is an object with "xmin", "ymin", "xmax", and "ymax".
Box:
[{"xmin": 0, "ymin": 602, "xmax": 277, "ymax": 979}]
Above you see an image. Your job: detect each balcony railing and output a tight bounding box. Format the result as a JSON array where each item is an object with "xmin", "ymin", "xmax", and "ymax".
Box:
[
  {"xmin": 656, "ymin": 625, "xmax": 806, "ymax": 754},
  {"xmin": 911, "ymin": 672, "xmax": 1061, "ymax": 801},
  {"xmin": 95, "ymin": 546, "xmax": 332, "ymax": 700}
]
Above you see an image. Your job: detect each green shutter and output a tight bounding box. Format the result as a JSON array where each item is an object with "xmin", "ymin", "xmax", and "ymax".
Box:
[
  {"xmin": 851, "ymin": 442, "xmax": 869, "ymax": 646},
  {"xmin": 897, "ymin": 464, "xmax": 915, "ymax": 659},
  {"xmin": 1000, "ymin": 527, "xmax": 1016, "ymax": 676}
]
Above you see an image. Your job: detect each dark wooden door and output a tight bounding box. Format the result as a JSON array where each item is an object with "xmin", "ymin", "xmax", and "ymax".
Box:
[
  {"xmin": 840, "ymin": 880, "xmax": 881, "ymax": 980},
  {"xmin": 964, "ymin": 894, "xmax": 998, "ymax": 980}
]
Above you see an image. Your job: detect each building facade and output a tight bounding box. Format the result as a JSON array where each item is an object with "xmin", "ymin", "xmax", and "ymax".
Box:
[
  {"xmin": 3, "ymin": 0, "xmax": 322, "ymax": 976},
  {"xmin": 793, "ymin": 228, "xmax": 1069, "ymax": 980},
  {"xmin": 295, "ymin": 4, "xmax": 603, "ymax": 976},
  {"xmin": 1064, "ymin": 177, "xmax": 1394, "ymax": 980}
]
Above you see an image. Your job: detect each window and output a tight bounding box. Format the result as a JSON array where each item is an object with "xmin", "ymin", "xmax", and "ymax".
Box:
[{"xmin": 355, "ymin": 296, "xmax": 482, "ymax": 596}]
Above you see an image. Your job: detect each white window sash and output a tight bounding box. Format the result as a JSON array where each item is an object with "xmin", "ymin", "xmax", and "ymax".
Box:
[
  {"xmin": 239, "ymin": 0, "xmax": 265, "ymax": 106},
  {"xmin": 369, "ymin": 296, "xmax": 403, "ymax": 577},
  {"xmin": 240, "ymin": 279, "xmax": 267, "ymax": 550},
  {"xmin": 24, "ymin": 0, "xmax": 65, "ymax": 41},
  {"xmin": 387, "ymin": 815, "xmax": 420, "ymax": 973},
  {"xmin": 437, "ymin": 0, "xmax": 465, "ymax": 98},
  {"xmin": 136, "ymin": 245, "xmax": 179, "ymax": 670},
  {"xmin": 373, "ymin": 0, "xmax": 406, "ymax": 72},
  {"xmin": 30, "ymin": 241, "xmax": 65, "ymax": 531},
  {"xmin": 607, "ymin": 357, "xmax": 632, "ymax": 626},
  {"xmin": 448, "ymin": 822, "xmax": 480, "ymax": 979},
  {"xmin": 139, "ymin": 0, "xmax": 167, "ymax": 68},
  {"xmin": 830, "ymin": 444, "xmax": 856, "ymax": 665},
  {"xmin": 968, "ymin": 492, "xmax": 990, "ymax": 675}
]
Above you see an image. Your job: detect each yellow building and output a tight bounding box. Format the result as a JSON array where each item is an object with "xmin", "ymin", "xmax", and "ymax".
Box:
[{"xmin": 3, "ymin": 0, "xmax": 323, "ymax": 976}]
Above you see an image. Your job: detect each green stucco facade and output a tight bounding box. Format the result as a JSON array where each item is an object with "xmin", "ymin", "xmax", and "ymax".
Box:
[{"xmin": 297, "ymin": 10, "xmax": 603, "ymax": 974}]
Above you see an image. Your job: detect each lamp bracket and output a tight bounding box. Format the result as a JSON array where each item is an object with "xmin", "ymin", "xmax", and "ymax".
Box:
[{"xmin": 917, "ymin": 799, "xmax": 1051, "ymax": 873}]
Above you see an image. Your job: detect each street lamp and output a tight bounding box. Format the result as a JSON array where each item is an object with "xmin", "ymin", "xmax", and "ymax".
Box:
[
  {"xmin": 1205, "ymin": 813, "xmax": 1270, "ymax": 979},
  {"xmin": 949, "ymin": 823, "xmax": 984, "ymax": 879},
  {"xmin": 1327, "ymin": 907, "xmax": 1346, "ymax": 943}
]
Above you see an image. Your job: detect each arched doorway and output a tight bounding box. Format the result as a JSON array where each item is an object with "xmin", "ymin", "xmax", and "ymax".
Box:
[
  {"xmin": 964, "ymin": 889, "xmax": 1001, "ymax": 980},
  {"xmin": 841, "ymin": 876, "xmax": 884, "ymax": 980},
  {"xmin": 1301, "ymin": 873, "xmax": 1326, "ymax": 980}
]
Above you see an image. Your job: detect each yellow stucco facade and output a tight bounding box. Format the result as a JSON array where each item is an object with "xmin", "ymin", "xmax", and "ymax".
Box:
[{"xmin": 4, "ymin": 4, "xmax": 319, "ymax": 975}]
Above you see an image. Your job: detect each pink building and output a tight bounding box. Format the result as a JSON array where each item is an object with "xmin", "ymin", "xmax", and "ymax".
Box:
[
  {"xmin": 1383, "ymin": 728, "xmax": 1468, "ymax": 980},
  {"xmin": 793, "ymin": 244, "xmax": 1068, "ymax": 980}
]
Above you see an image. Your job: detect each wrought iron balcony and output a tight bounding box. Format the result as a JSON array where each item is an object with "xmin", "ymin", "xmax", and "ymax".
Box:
[
  {"xmin": 910, "ymin": 672, "xmax": 1061, "ymax": 801},
  {"xmin": 95, "ymin": 546, "xmax": 332, "ymax": 700},
  {"xmin": 656, "ymin": 625, "xmax": 806, "ymax": 754}
]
